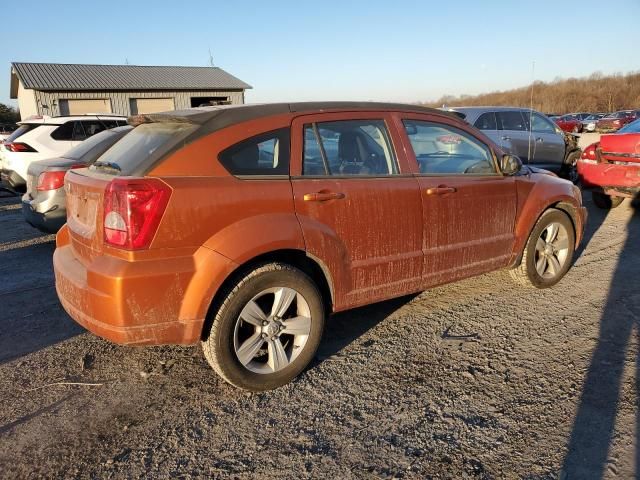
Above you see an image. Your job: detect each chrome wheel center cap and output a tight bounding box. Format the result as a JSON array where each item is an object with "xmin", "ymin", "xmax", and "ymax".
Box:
[
  {"xmin": 544, "ymin": 244, "xmax": 554, "ymax": 256},
  {"xmin": 264, "ymin": 321, "xmax": 279, "ymax": 337}
]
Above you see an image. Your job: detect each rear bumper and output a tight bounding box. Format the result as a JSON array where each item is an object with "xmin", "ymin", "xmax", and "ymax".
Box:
[
  {"xmin": 1, "ymin": 168, "xmax": 26, "ymax": 189},
  {"xmin": 578, "ymin": 161, "xmax": 640, "ymax": 193},
  {"xmin": 21, "ymin": 193, "xmax": 66, "ymax": 233},
  {"xmin": 53, "ymin": 228, "xmax": 238, "ymax": 345}
]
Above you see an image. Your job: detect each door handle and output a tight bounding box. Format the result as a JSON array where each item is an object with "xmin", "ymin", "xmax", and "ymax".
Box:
[
  {"xmin": 502, "ymin": 136, "xmax": 511, "ymax": 141},
  {"xmin": 535, "ymin": 137, "xmax": 544, "ymax": 143},
  {"xmin": 303, "ymin": 191, "xmax": 346, "ymax": 202},
  {"xmin": 425, "ymin": 186, "xmax": 457, "ymax": 195}
]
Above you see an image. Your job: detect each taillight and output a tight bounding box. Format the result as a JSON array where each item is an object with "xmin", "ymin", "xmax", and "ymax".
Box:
[
  {"xmin": 36, "ymin": 165, "xmax": 84, "ymax": 191},
  {"xmin": 580, "ymin": 142, "xmax": 599, "ymax": 164},
  {"xmin": 103, "ymin": 178, "xmax": 171, "ymax": 250},
  {"xmin": 37, "ymin": 171, "xmax": 66, "ymax": 191},
  {"xmin": 3, "ymin": 142, "xmax": 37, "ymax": 152}
]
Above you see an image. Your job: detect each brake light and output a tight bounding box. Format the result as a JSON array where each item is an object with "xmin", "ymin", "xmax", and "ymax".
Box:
[
  {"xmin": 103, "ymin": 178, "xmax": 171, "ymax": 250},
  {"xmin": 3, "ymin": 142, "xmax": 37, "ymax": 152},
  {"xmin": 36, "ymin": 165, "xmax": 84, "ymax": 191},
  {"xmin": 580, "ymin": 142, "xmax": 599, "ymax": 164}
]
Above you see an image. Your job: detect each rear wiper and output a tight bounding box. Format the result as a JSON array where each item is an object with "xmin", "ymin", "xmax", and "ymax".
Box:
[{"xmin": 91, "ymin": 161, "xmax": 121, "ymax": 174}]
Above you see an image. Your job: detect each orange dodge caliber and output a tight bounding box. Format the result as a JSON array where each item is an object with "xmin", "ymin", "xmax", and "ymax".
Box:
[{"xmin": 54, "ymin": 102, "xmax": 587, "ymax": 391}]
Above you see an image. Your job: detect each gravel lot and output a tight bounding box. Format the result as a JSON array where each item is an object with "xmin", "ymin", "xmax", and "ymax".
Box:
[{"xmin": 1, "ymin": 154, "xmax": 638, "ymax": 478}]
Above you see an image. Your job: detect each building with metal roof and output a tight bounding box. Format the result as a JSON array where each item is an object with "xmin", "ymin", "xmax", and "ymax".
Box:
[{"xmin": 10, "ymin": 62, "xmax": 252, "ymax": 119}]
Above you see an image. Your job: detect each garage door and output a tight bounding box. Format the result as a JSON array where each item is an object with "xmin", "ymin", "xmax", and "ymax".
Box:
[
  {"xmin": 130, "ymin": 98, "xmax": 175, "ymax": 115},
  {"xmin": 59, "ymin": 99, "xmax": 112, "ymax": 115}
]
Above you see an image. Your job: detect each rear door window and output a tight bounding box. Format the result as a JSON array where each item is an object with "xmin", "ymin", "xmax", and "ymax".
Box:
[
  {"xmin": 72, "ymin": 121, "xmax": 87, "ymax": 141},
  {"xmin": 497, "ymin": 111, "xmax": 527, "ymax": 131},
  {"xmin": 219, "ymin": 128, "xmax": 290, "ymax": 176},
  {"xmin": 50, "ymin": 122, "xmax": 75, "ymax": 141},
  {"xmin": 302, "ymin": 120, "xmax": 397, "ymax": 176},
  {"xmin": 474, "ymin": 112, "xmax": 497, "ymax": 130}
]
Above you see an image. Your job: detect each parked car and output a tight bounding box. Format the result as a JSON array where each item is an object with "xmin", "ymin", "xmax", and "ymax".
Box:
[
  {"xmin": 22, "ymin": 125, "xmax": 132, "ymax": 233},
  {"xmin": 552, "ymin": 114, "xmax": 583, "ymax": 133},
  {"xmin": 0, "ymin": 114, "xmax": 127, "ymax": 190},
  {"xmin": 448, "ymin": 107, "xmax": 582, "ymax": 181},
  {"xmin": 595, "ymin": 110, "xmax": 640, "ymax": 133},
  {"xmin": 54, "ymin": 102, "xmax": 586, "ymax": 391},
  {"xmin": 581, "ymin": 113, "xmax": 606, "ymax": 132},
  {"xmin": 578, "ymin": 118, "xmax": 640, "ymax": 208}
]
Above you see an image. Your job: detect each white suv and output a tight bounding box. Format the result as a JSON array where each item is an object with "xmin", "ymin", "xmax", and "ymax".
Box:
[{"xmin": 0, "ymin": 114, "xmax": 127, "ymax": 189}]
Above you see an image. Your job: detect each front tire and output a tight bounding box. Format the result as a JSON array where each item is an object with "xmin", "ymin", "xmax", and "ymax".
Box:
[
  {"xmin": 560, "ymin": 150, "xmax": 581, "ymax": 184},
  {"xmin": 592, "ymin": 191, "xmax": 624, "ymax": 209},
  {"xmin": 510, "ymin": 209, "xmax": 575, "ymax": 288},
  {"xmin": 202, "ymin": 262, "xmax": 325, "ymax": 391}
]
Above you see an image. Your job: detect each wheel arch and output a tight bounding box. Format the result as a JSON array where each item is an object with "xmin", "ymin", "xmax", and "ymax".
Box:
[
  {"xmin": 200, "ymin": 249, "xmax": 334, "ymax": 341},
  {"xmin": 510, "ymin": 198, "xmax": 579, "ymax": 268}
]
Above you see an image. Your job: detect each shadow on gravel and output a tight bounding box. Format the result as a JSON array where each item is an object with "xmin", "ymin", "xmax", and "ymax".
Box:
[
  {"xmin": 574, "ymin": 196, "xmax": 609, "ymax": 261},
  {"xmin": 314, "ymin": 294, "xmax": 418, "ymax": 365},
  {"xmin": 0, "ymin": 215, "xmax": 83, "ymax": 365},
  {"xmin": 562, "ymin": 197, "xmax": 640, "ymax": 478}
]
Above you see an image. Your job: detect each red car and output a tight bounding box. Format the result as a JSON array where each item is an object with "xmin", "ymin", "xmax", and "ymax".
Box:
[
  {"xmin": 578, "ymin": 118, "xmax": 640, "ymax": 208},
  {"xmin": 552, "ymin": 114, "xmax": 583, "ymax": 133},
  {"xmin": 595, "ymin": 110, "xmax": 640, "ymax": 133}
]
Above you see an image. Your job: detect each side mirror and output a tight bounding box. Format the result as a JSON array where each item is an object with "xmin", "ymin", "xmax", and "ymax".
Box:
[{"xmin": 500, "ymin": 154, "xmax": 522, "ymax": 175}]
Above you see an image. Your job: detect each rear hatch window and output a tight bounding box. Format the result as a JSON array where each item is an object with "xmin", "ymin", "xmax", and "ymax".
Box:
[
  {"xmin": 3, "ymin": 124, "xmax": 39, "ymax": 143},
  {"xmin": 90, "ymin": 122, "xmax": 197, "ymax": 176}
]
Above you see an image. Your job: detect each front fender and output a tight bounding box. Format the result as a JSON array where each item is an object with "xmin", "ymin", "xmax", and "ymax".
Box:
[{"xmin": 510, "ymin": 175, "xmax": 583, "ymax": 265}]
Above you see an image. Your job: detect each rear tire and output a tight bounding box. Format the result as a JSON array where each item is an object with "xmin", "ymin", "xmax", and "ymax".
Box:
[
  {"xmin": 592, "ymin": 191, "xmax": 624, "ymax": 209},
  {"xmin": 202, "ymin": 262, "xmax": 325, "ymax": 391},
  {"xmin": 510, "ymin": 209, "xmax": 575, "ymax": 288}
]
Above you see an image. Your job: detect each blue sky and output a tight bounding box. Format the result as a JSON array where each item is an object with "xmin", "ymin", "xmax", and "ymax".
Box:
[{"xmin": 2, "ymin": 0, "xmax": 639, "ymax": 107}]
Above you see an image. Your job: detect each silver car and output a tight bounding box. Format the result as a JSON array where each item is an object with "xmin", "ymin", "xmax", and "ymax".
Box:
[
  {"xmin": 581, "ymin": 113, "xmax": 606, "ymax": 132},
  {"xmin": 22, "ymin": 125, "xmax": 132, "ymax": 233},
  {"xmin": 447, "ymin": 106, "xmax": 576, "ymax": 177}
]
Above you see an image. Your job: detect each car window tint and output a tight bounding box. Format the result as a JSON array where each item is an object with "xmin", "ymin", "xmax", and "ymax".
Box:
[
  {"xmin": 530, "ymin": 112, "xmax": 556, "ymax": 133},
  {"xmin": 497, "ymin": 111, "xmax": 527, "ymax": 131},
  {"xmin": 72, "ymin": 121, "xmax": 87, "ymax": 141},
  {"xmin": 50, "ymin": 122, "xmax": 75, "ymax": 141},
  {"xmin": 474, "ymin": 112, "xmax": 497, "ymax": 130},
  {"xmin": 81, "ymin": 121, "xmax": 108, "ymax": 137},
  {"xmin": 218, "ymin": 128, "xmax": 290, "ymax": 176},
  {"xmin": 403, "ymin": 120, "xmax": 497, "ymax": 175},
  {"xmin": 302, "ymin": 120, "xmax": 397, "ymax": 176}
]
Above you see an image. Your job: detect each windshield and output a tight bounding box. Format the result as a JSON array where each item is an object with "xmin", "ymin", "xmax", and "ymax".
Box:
[
  {"xmin": 618, "ymin": 118, "xmax": 640, "ymax": 134},
  {"xmin": 90, "ymin": 122, "xmax": 197, "ymax": 175}
]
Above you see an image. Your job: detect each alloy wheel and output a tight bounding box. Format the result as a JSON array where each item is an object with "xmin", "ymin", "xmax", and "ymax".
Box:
[
  {"xmin": 233, "ymin": 287, "xmax": 312, "ymax": 374},
  {"xmin": 534, "ymin": 222, "xmax": 570, "ymax": 279}
]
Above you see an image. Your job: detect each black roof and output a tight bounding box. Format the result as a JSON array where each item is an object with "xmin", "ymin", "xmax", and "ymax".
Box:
[{"xmin": 129, "ymin": 101, "xmax": 456, "ymax": 133}]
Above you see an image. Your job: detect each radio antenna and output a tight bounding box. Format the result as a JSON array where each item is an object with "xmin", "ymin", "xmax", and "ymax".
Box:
[{"xmin": 527, "ymin": 60, "xmax": 536, "ymax": 165}]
